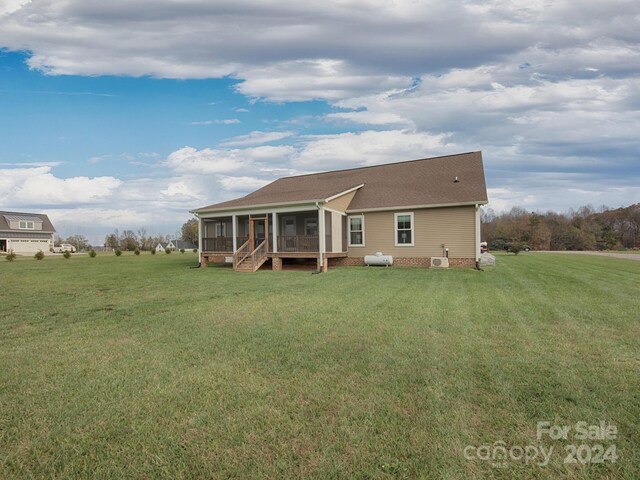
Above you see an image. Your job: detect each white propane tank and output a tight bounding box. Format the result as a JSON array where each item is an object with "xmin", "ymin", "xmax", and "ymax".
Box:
[{"xmin": 364, "ymin": 252, "xmax": 393, "ymax": 266}]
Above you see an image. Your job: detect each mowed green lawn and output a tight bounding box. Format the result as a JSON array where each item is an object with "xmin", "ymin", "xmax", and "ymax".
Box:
[{"xmin": 1, "ymin": 252, "xmax": 638, "ymax": 479}]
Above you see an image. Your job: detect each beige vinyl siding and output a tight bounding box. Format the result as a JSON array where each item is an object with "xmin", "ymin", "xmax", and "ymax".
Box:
[
  {"xmin": 324, "ymin": 190, "xmax": 357, "ymax": 213},
  {"xmin": 347, "ymin": 206, "xmax": 476, "ymax": 258},
  {"xmin": 331, "ymin": 212, "xmax": 343, "ymax": 252},
  {"xmin": 8, "ymin": 220, "xmax": 43, "ymax": 231}
]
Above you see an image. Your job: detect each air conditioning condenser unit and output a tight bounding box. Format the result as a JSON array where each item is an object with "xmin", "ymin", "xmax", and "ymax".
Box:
[{"xmin": 430, "ymin": 257, "xmax": 449, "ymax": 268}]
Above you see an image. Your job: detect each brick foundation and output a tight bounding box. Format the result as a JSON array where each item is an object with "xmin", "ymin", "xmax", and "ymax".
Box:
[
  {"xmin": 201, "ymin": 254, "xmax": 231, "ymax": 267},
  {"xmin": 272, "ymin": 257, "xmax": 282, "ymax": 271},
  {"xmin": 448, "ymin": 258, "xmax": 476, "ymax": 268},
  {"xmin": 328, "ymin": 256, "xmax": 475, "ymax": 268},
  {"xmin": 329, "ymin": 257, "xmax": 366, "ymax": 267}
]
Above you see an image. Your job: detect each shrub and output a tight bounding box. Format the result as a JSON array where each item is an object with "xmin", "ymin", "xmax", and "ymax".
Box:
[
  {"xmin": 89, "ymin": 249, "xmax": 97, "ymax": 258},
  {"xmin": 165, "ymin": 249, "xmax": 171, "ymax": 254},
  {"xmin": 134, "ymin": 248, "xmax": 141, "ymax": 256},
  {"xmin": 192, "ymin": 248, "xmax": 197, "ymax": 253},
  {"xmin": 63, "ymin": 251, "xmax": 71, "ymax": 259},
  {"xmin": 34, "ymin": 250, "xmax": 45, "ymax": 260},
  {"xmin": 6, "ymin": 252, "xmax": 16, "ymax": 262},
  {"xmin": 180, "ymin": 248, "xmax": 185, "ymax": 254},
  {"xmin": 115, "ymin": 249, "xmax": 122, "ymax": 256},
  {"xmin": 150, "ymin": 248, "xmax": 156, "ymax": 255},
  {"xmin": 508, "ymin": 243, "xmax": 521, "ymax": 255}
]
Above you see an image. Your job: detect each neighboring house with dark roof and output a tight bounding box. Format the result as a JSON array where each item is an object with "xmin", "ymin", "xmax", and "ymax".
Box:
[
  {"xmin": 0, "ymin": 211, "xmax": 56, "ymax": 255},
  {"xmin": 155, "ymin": 242, "xmax": 171, "ymax": 253},
  {"xmin": 155, "ymin": 240, "xmax": 196, "ymax": 253},
  {"xmin": 175, "ymin": 240, "xmax": 197, "ymax": 251},
  {"xmin": 192, "ymin": 152, "xmax": 488, "ymax": 272}
]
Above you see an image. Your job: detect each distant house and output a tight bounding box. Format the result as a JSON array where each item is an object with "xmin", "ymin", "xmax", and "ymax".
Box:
[
  {"xmin": 192, "ymin": 152, "xmax": 488, "ymax": 272},
  {"xmin": 0, "ymin": 211, "xmax": 56, "ymax": 255},
  {"xmin": 155, "ymin": 240, "xmax": 195, "ymax": 253},
  {"xmin": 175, "ymin": 240, "xmax": 196, "ymax": 251}
]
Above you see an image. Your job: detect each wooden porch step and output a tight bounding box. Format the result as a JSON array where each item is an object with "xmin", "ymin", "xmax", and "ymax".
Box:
[{"xmin": 232, "ymin": 239, "xmax": 269, "ymax": 272}]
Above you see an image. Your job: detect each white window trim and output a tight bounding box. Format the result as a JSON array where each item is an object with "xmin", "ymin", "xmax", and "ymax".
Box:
[
  {"xmin": 394, "ymin": 212, "xmax": 415, "ymax": 247},
  {"xmin": 19, "ymin": 220, "xmax": 35, "ymax": 230},
  {"xmin": 215, "ymin": 222, "xmax": 226, "ymax": 237},
  {"xmin": 348, "ymin": 214, "xmax": 365, "ymax": 247}
]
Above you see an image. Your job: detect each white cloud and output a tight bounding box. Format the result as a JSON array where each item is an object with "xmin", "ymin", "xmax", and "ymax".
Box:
[
  {"xmin": 0, "ymin": 0, "xmax": 28, "ymax": 16},
  {"xmin": 0, "ymin": 166, "xmax": 122, "ymax": 206},
  {"xmin": 325, "ymin": 111, "xmax": 412, "ymax": 126},
  {"xmin": 164, "ymin": 147, "xmax": 246, "ymax": 174},
  {"xmin": 161, "ymin": 181, "xmax": 202, "ymax": 199},
  {"xmin": 87, "ymin": 155, "xmax": 110, "ymax": 164},
  {"xmin": 218, "ymin": 176, "xmax": 271, "ymax": 192},
  {"xmin": 294, "ymin": 130, "xmax": 456, "ymax": 169},
  {"xmin": 190, "ymin": 119, "xmax": 241, "ymax": 125},
  {"xmin": 236, "ymin": 59, "xmax": 411, "ymax": 102},
  {"xmin": 164, "ymin": 145, "xmax": 294, "ymax": 174},
  {"xmin": 0, "ymin": 161, "xmax": 63, "ymax": 167},
  {"xmin": 219, "ymin": 130, "xmax": 295, "ymax": 147}
]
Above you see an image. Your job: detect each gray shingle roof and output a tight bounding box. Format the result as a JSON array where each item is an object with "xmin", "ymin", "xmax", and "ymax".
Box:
[
  {"xmin": 0, "ymin": 211, "xmax": 56, "ymax": 233},
  {"xmin": 195, "ymin": 151, "xmax": 488, "ymax": 213},
  {"xmin": 3, "ymin": 214, "xmax": 43, "ymax": 222}
]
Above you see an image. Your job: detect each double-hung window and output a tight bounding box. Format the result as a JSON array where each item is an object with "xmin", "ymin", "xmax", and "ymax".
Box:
[
  {"xmin": 348, "ymin": 215, "xmax": 364, "ymax": 246},
  {"xmin": 394, "ymin": 212, "xmax": 414, "ymax": 246}
]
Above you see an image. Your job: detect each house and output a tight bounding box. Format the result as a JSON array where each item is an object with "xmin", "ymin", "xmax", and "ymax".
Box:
[
  {"xmin": 175, "ymin": 240, "xmax": 197, "ymax": 251},
  {"xmin": 0, "ymin": 211, "xmax": 56, "ymax": 255},
  {"xmin": 155, "ymin": 240, "xmax": 195, "ymax": 252},
  {"xmin": 192, "ymin": 151, "xmax": 488, "ymax": 272}
]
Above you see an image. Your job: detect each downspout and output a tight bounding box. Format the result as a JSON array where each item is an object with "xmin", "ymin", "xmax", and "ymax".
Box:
[
  {"xmin": 315, "ymin": 201, "xmax": 325, "ymax": 274},
  {"xmin": 475, "ymin": 204, "xmax": 483, "ymax": 271},
  {"xmin": 195, "ymin": 212, "xmax": 202, "ymax": 268}
]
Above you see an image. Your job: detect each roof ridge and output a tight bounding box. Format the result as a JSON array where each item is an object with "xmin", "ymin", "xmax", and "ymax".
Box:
[
  {"xmin": 275, "ymin": 151, "xmax": 481, "ymax": 181},
  {"xmin": 0, "ymin": 210, "xmax": 49, "ymax": 216}
]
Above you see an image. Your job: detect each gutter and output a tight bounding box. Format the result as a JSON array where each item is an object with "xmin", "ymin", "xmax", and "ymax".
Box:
[
  {"xmin": 191, "ymin": 198, "xmax": 325, "ymax": 215},
  {"xmin": 316, "ymin": 201, "xmax": 325, "ymax": 273},
  {"xmin": 346, "ymin": 200, "xmax": 488, "ymax": 214}
]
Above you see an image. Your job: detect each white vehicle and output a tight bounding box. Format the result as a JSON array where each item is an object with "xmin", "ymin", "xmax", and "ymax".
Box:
[{"xmin": 53, "ymin": 243, "xmax": 76, "ymax": 253}]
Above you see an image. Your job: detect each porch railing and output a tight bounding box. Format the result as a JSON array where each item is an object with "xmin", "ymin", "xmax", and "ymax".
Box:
[
  {"xmin": 237, "ymin": 236, "xmax": 249, "ymax": 248},
  {"xmin": 250, "ymin": 240, "xmax": 269, "ymax": 271},
  {"xmin": 202, "ymin": 237, "xmax": 233, "ymax": 252},
  {"xmin": 233, "ymin": 239, "xmax": 251, "ymax": 269},
  {"xmin": 202, "ymin": 237, "xmax": 250, "ymax": 252},
  {"xmin": 277, "ymin": 235, "xmax": 319, "ymax": 252}
]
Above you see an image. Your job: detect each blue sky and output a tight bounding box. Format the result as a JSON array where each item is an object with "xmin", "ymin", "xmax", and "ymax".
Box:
[{"xmin": 1, "ymin": 0, "xmax": 638, "ymax": 244}]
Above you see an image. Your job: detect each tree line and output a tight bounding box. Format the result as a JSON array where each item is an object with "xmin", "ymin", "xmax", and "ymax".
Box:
[
  {"xmin": 57, "ymin": 219, "xmax": 199, "ymax": 252},
  {"xmin": 482, "ymin": 203, "xmax": 640, "ymax": 251}
]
